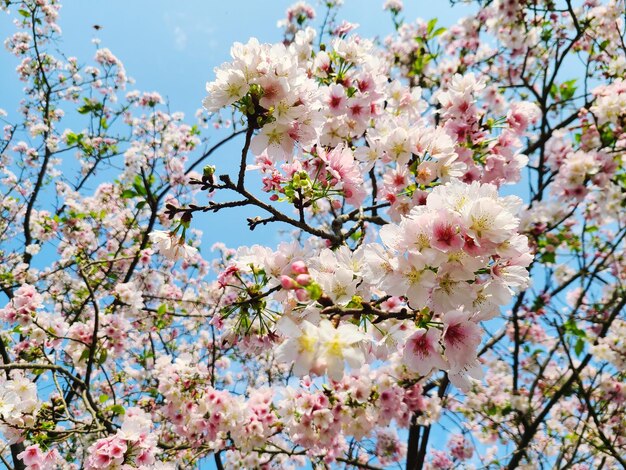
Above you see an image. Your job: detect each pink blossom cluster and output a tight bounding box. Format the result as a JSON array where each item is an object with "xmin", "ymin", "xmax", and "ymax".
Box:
[
  {"xmin": 146, "ymin": 353, "xmax": 443, "ymax": 464},
  {"xmin": 272, "ymin": 366, "xmax": 438, "ymax": 462},
  {"xmin": 0, "ymin": 284, "xmax": 42, "ymax": 326},
  {"xmin": 152, "ymin": 355, "xmax": 289, "ymax": 454},
  {"xmin": 203, "ymin": 38, "xmax": 322, "ymax": 162},
  {"xmin": 447, "ymin": 434, "xmax": 473, "ymax": 460},
  {"xmin": 85, "ymin": 408, "xmax": 166, "ymax": 469},
  {"xmin": 212, "ymin": 179, "xmax": 531, "ymax": 389},
  {"xmin": 435, "ymin": 74, "xmax": 537, "ymax": 186},
  {"xmin": 203, "ymin": 30, "xmax": 542, "ymax": 223},
  {"xmin": 253, "ymin": 142, "xmax": 367, "ymax": 208},
  {"xmin": 371, "ymin": 180, "xmax": 530, "ymax": 309},
  {"xmin": 375, "ymin": 428, "xmax": 406, "ymax": 466},
  {"xmin": 367, "ymin": 183, "xmax": 530, "ymax": 387},
  {"xmin": 17, "ymin": 445, "xmax": 61, "ymax": 470},
  {"xmin": 0, "ymin": 375, "xmax": 39, "ymax": 444},
  {"xmin": 277, "ymin": 0, "xmax": 316, "ymax": 41}
]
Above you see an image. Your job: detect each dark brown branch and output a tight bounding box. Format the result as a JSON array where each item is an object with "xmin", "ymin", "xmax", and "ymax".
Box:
[{"xmin": 237, "ymin": 124, "xmax": 254, "ymax": 191}]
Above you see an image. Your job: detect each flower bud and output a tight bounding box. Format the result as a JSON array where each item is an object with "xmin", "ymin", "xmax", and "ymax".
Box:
[
  {"xmin": 295, "ymin": 274, "xmax": 311, "ymax": 286},
  {"xmin": 295, "ymin": 288, "xmax": 310, "ymax": 302},
  {"xmin": 280, "ymin": 275, "xmax": 298, "ymax": 290},
  {"xmin": 291, "ymin": 260, "xmax": 308, "ymax": 274}
]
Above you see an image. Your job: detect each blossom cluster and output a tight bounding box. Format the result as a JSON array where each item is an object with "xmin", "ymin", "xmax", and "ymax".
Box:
[
  {"xmin": 85, "ymin": 409, "xmax": 166, "ymax": 469},
  {"xmin": 0, "ymin": 375, "xmax": 39, "ymax": 445},
  {"xmin": 213, "ymin": 179, "xmax": 531, "ymax": 390}
]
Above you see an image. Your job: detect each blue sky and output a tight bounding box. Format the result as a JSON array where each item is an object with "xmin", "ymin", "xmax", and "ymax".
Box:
[{"xmin": 41, "ymin": 0, "xmax": 475, "ymax": 114}]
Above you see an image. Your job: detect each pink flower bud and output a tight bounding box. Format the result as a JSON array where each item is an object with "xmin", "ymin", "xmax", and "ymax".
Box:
[
  {"xmin": 295, "ymin": 274, "xmax": 311, "ymax": 286},
  {"xmin": 295, "ymin": 288, "xmax": 310, "ymax": 302},
  {"xmin": 280, "ymin": 275, "xmax": 297, "ymax": 290},
  {"xmin": 291, "ymin": 260, "xmax": 308, "ymax": 275}
]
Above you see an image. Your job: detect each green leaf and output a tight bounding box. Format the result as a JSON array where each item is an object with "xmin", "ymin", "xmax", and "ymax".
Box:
[
  {"xmin": 109, "ymin": 404, "xmax": 125, "ymax": 415},
  {"xmin": 564, "ymin": 318, "xmax": 586, "ymax": 339},
  {"xmin": 18, "ymin": 9, "xmax": 30, "ymax": 18},
  {"xmin": 121, "ymin": 189, "xmax": 137, "ymax": 199},
  {"xmin": 350, "ymin": 230, "xmax": 362, "ymax": 241},
  {"xmin": 432, "ymin": 27, "xmax": 446, "ymax": 37},
  {"xmin": 574, "ymin": 338, "xmax": 584, "ymax": 356},
  {"xmin": 99, "ymin": 394, "xmax": 109, "ymax": 403},
  {"xmin": 66, "ymin": 132, "xmax": 78, "ymax": 145},
  {"xmin": 559, "ymin": 79, "xmax": 577, "ymax": 101},
  {"xmin": 97, "ymin": 348, "xmax": 108, "ymax": 366},
  {"xmin": 133, "ymin": 175, "xmax": 147, "ymax": 196},
  {"xmin": 426, "ymin": 18, "xmax": 438, "ymax": 36},
  {"xmin": 79, "ymin": 348, "xmax": 90, "ymax": 362},
  {"xmin": 76, "ymin": 97, "xmax": 103, "ymax": 115},
  {"xmin": 549, "ymin": 83, "xmax": 559, "ymax": 100},
  {"xmin": 599, "ymin": 39, "xmax": 610, "ymax": 52}
]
